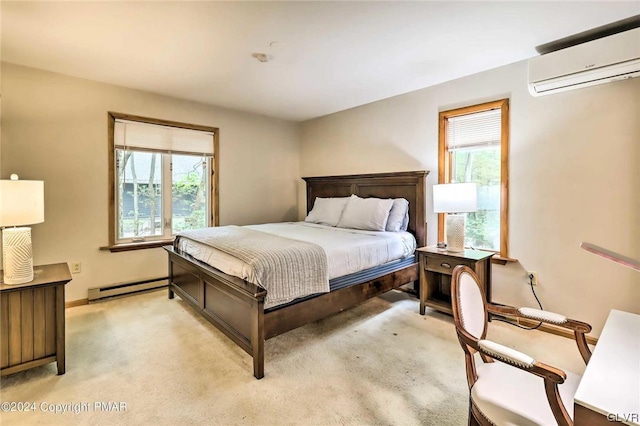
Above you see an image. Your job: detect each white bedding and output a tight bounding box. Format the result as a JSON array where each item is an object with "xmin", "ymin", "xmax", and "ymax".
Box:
[{"xmin": 176, "ymin": 222, "xmax": 416, "ymax": 285}]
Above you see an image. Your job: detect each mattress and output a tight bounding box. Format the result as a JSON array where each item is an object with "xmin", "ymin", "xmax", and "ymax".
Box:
[{"xmin": 175, "ymin": 221, "xmax": 416, "ymax": 284}]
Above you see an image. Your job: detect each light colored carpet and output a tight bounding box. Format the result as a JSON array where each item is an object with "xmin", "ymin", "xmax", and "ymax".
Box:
[{"xmin": 0, "ymin": 289, "xmax": 586, "ymax": 425}]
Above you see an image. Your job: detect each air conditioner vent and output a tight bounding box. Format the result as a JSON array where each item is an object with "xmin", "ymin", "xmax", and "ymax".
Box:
[{"xmin": 528, "ymin": 27, "xmax": 640, "ymax": 96}]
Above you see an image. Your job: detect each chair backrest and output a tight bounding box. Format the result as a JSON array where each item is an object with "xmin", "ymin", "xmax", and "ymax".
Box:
[{"xmin": 451, "ymin": 265, "xmax": 488, "ymax": 342}]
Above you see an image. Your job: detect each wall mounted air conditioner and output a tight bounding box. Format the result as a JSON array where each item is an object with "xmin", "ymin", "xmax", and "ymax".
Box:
[{"xmin": 528, "ymin": 27, "xmax": 640, "ymax": 96}]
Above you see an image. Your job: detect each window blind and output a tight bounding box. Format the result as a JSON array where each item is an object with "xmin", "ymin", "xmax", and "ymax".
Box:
[
  {"xmin": 447, "ymin": 109, "xmax": 501, "ymax": 150},
  {"xmin": 115, "ymin": 120, "xmax": 214, "ymax": 156}
]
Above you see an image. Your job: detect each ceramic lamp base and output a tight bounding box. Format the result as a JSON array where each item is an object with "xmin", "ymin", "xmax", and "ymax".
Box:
[
  {"xmin": 2, "ymin": 227, "xmax": 34, "ymax": 285},
  {"xmin": 446, "ymin": 214, "xmax": 466, "ymax": 253}
]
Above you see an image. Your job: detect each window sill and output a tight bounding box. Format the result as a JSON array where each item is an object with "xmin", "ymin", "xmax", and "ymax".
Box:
[
  {"xmin": 491, "ymin": 255, "xmax": 518, "ymax": 265},
  {"xmin": 100, "ymin": 239, "xmax": 174, "ymax": 253}
]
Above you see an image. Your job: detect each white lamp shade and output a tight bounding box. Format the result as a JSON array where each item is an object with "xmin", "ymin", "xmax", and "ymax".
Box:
[
  {"xmin": 433, "ymin": 183, "xmax": 478, "ymax": 213},
  {"xmin": 0, "ymin": 178, "xmax": 45, "ymax": 226}
]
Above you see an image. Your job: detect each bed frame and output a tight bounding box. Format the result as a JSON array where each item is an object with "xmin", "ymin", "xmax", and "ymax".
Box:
[{"xmin": 164, "ymin": 170, "xmax": 428, "ymax": 379}]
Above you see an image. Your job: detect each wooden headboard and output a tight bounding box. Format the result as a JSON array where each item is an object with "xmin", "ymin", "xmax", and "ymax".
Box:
[{"xmin": 302, "ymin": 171, "xmax": 429, "ymax": 248}]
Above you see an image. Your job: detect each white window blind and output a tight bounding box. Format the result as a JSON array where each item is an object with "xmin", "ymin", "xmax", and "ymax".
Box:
[
  {"xmin": 447, "ymin": 109, "xmax": 501, "ymax": 150},
  {"xmin": 115, "ymin": 120, "xmax": 214, "ymax": 156}
]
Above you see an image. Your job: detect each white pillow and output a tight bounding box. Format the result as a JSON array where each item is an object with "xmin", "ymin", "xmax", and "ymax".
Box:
[
  {"xmin": 400, "ymin": 209, "xmax": 409, "ymax": 232},
  {"xmin": 304, "ymin": 197, "xmax": 349, "ymax": 226},
  {"xmin": 337, "ymin": 195, "xmax": 394, "ymax": 231},
  {"xmin": 385, "ymin": 198, "xmax": 409, "ymax": 232}
]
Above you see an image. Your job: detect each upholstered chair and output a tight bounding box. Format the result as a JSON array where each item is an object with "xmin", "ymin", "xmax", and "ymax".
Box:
[{"xmin": 451, "ymin": 265, "xmax": 592, "ymax": 426}]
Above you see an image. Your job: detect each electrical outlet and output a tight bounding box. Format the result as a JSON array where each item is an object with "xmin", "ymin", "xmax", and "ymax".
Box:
[
  {"xmin": 526, "ymin": 271, "xmax": 538, "ymax": 286},
  {"xmin": 70, "ymin": 262, "xmax": 81, "ymax": 274}
]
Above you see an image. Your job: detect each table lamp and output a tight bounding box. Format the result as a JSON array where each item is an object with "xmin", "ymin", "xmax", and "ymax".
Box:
[
  {"xmin": 433, "ymin": 182, "xmax": 477, "ymax": 253},
  {"xmin": 0, "ymin": 174, "xmax": 45, "ymax": 284}
]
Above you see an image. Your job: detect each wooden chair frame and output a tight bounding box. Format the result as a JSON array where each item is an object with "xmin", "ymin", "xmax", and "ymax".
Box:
[{"xmin": 451, "ymin": 266, "xmax": 592, "ymax": 426}]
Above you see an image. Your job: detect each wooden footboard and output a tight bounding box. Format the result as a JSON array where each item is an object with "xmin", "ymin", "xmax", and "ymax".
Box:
[
  {"xmin": 166, "ymin": 245, "xmax": 419, "ymax": 379},
  {"xmin": 166, "ymin": 246, "xmax": 267, "ymax": 378}
]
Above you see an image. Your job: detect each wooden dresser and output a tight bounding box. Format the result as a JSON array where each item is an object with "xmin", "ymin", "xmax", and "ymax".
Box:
[{"xmin": 1, "ymin": 263, "xmax": 72, "ymax": 376}]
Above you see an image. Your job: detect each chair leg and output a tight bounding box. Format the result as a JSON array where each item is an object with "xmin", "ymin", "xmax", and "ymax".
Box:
[{"xmin": 469, "ymin": 402, "xmax": 480, "ymax": 426}]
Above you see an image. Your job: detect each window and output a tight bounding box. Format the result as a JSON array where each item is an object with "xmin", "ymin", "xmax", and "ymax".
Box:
[
  {"xmin": 438, "ymin": 99, "xmax": 509, "ymax": 257},
  {"xmin": 107, "ymin": 113, "xmax": 219, "ymax": 250}
]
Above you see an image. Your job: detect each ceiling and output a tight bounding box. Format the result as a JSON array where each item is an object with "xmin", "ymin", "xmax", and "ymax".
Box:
[{"xmin": 2, "ymin": 2, "xmax": 639, "ymax": 122}]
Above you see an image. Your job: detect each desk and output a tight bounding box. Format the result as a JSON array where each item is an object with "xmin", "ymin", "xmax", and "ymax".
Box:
[{"xmin": 574, "ymin": 310, "xmax": 640, "ymax": 425}]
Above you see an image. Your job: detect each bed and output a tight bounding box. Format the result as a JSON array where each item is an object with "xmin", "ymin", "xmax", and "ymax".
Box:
[{"xmin": 164, "ymin": 170, "xmax": 428, "ymax": 379}]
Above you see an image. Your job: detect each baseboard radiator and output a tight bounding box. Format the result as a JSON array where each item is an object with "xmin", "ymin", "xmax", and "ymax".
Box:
[{"xmin": 88, "ymin": 277, "xmax": 168, "ymax": 302}]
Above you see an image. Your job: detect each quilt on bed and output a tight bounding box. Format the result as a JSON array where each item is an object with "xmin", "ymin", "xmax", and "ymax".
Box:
[{"xmin": 175, "ymin": 226, "xmax": 329, "ymax": 309}]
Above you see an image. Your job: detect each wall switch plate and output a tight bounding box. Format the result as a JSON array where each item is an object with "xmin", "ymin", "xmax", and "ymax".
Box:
[
  {"xmin": 70, "ymin": 262, "xmax": 81, "ymax": 274},
  {"xmin": 526, "ymin": 271, "xmax": 538, "ymax": 286}
]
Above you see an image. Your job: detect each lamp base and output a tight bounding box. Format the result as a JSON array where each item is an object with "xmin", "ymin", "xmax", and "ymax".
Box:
[
  {"xmin": 446, "ymin": 214, "xmax": 466, "ymax": 253},
  {"xmin": 2, "ymin": 227, "xmax": 34, "ymax": 285}
]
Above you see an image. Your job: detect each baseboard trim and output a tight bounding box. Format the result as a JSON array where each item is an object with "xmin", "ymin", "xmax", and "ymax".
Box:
[{"xmin": 66, "ymin": 299, "xmax": 89, "ymax": 309}]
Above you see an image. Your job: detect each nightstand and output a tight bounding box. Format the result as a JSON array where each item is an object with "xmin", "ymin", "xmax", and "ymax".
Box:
[
  {"xmin": 417, "ymin": 247, "xmax": 493, "ymax": 315},
  {"xmin": 1, "ymin": 263, "xmax": 72, "ymax": 376}
]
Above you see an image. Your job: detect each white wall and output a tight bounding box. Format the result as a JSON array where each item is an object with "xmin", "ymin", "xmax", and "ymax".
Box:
[
  {"xmin": 1, "ymin": 62, "xmax": 300, "ymax": 302},
  {"xmin": 300, "ymin": 60, "xmax": 640, "ymax": 336},
  {"xmin": 3, "ymin": 60, "xmax": 638, "ymax": 335}
]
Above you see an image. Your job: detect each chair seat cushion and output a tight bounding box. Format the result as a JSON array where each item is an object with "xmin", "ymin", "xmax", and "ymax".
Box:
[{"xmin": 472, "ymin": 361, "xmax": 581, "ymax": 426}]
